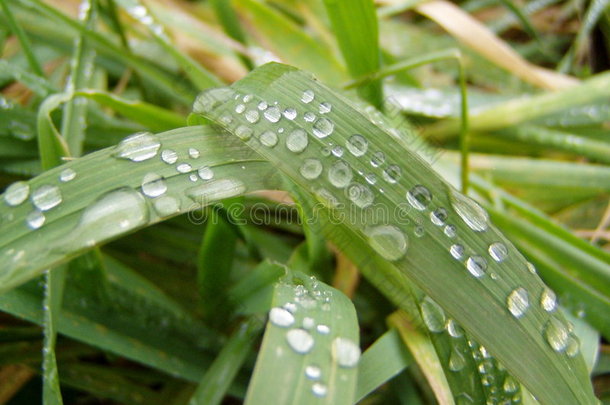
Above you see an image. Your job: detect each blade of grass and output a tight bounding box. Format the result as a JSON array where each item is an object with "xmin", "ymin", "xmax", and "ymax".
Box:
[
  {"xmin": 0, "ymin": 59, "xmax": 55, "ymax": 96},
  {"xmin": 210, "ymin": 0, "xmax": 253, "ymax": 70},
  {"xmin": 0, "ymin": 0, "xmax": 44, "ymax": 77}
]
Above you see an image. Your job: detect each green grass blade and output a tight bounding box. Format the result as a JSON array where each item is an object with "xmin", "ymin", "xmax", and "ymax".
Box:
[
  {"xmin": 322, "ymin": 0, "xmax": 382, "ymax": 107},
  {"xmin": 0, "ymin": 0, "xmax": 44, "ymax": 76},
  {"xmin": 210, "ymin": 0, "xmax": 253, "ymax": 70},
  {"xmin": 194, "ymin": 62, "xmax": 597, "ymax": 404},
  {"xmin": 0, "ymin": 59, "xmax": 54, "ymax": 96},
  {"xmin": 244, "ymin": 272, "xmax": 360, "ymax": 405}
]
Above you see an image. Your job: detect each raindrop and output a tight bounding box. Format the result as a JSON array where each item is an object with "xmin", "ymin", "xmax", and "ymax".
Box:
[
  {"xmin": 258, "ymin": 101, "xmax": 268, "ymax": 110},
  {"xmin": 161, "ymin": 149, "xmax": 178, "ymax": 164},
  {"xmin": 113, "ymin": 132, "xmax": 160, "ymax": 162},
  {"xmin": 245, "ymin": 109, "xmax": 260, "ymax": 124},
  {"xmin": 235, "ymin": 125, "xmax": 253, "ymax": 141},
  {"xmin": 346, "ymin": 134, "xmax": 368, "ymax": 157},
  {"xmin": 305, "ymin": 365, "xmax": 321, "ymax": 380},
  {"xmin": 382, "ymin": 165, "xmax": 401, "ymax": 183},
  {"xmin": 177, "ymin": 163, "xmax": 192, "ymax": 173},
  {"xmin": 406, "ymin": 185, "xmax": 432, "ymax": 211},
  {"xmin": 4, "ymin": 181, "xmax": 29, "ymax": 206},
  {"xmin": 430, "ymin": 208, "xmax": 448, "ymax": 226},
  {"xmin": 235, "ymin": 104, "xmax": 246, "ymax": 114},
  {"xmin": 260, "ymin": 130, "xmax": 278, "ymax": 147},
  {"xmin": 364, "ymin": 173, "xmax": 377, "ymax": 185},
  {"xmin": 503, "ymin": 376, "xmax": 518, "ymax": 393},
  {"xmin": 544, "ymin": 317, "xmax": 569, "ymax": 352},
  {"xmin": 507, "ymin": 287, "xmax": 529, "ymax": 318},
  {"xmin": 328, "ymin": 161, "xmax": 353, "ymax": 188},
  {"xmin": 301, "ymin": 89, "xmax": 314, "ymax": 103},
  {"xmin": 242, "ymin": 94, "xmax": 253, "ymax": 103},
  {"xmin": 284, "ymin": 303, "xmax": 297, "ymax": 313},
  {"xmin": 286, "ymin": 328, "xmax": 314, "ymax": 354},
  {"xmin": 332, "ymin": 337, "xmax": 361, "ymax": 368},
  {"xmin": 141, "ymin": 173, "xmax": 167, "ymax": 198},
  {"xmin": 540, "ymin": 288, "xmax": 557, "ymax": 312},
  {"xmin": 188, "ymin": 148, "xmax": 200, "ymax": 159},
  {"xmin": 316, "ymin": 324, "xmax": 330, "ymax": 335},
  {"xmin": 446, "ymin": 319, "xmax": 464, "ymax": 338},
  {"xmin": 346, "ymin": 183, "xmax": 374, "ymax": 208},
  {"xmin": 283, "ymin": 108, "xmax": 297, "ymax": 120},
  {"xmin": 300, "ymin": 158, "xmax": 323, "ymax": 180},
  {"xmin": 304, "ymin": 112, "xmax": 316, "ymax": 122},
  {"xmin": 59, "ymin": 168, "xmax": 76, "ymax": 183},
  {"xmin": 367, "ymin": 225, "xmax": 408, "ymax": 261},
  {"xmin": 449, "ymin": 347, "xmax": 466, "ymax": 371},
  {"xmin": 31, "ymin": 185, "xmax": 62, "ymax": 211},
  {"xmin": 420, "ymin": 296, "xmax": 446, "ymax": 332},
  {"xmin": 264, "ymin": 106, "xmax": 281, "ymax": 123},
  {"xmin": 444, "ymin": 224, "xmax": 456, "ymax": 238},
  {"xmin": 312, "ymin": 118, "xmax": 334, "ymax": 138},
  {"xmin": 198, "ymin": 166, "xmax": 214, "ymax": 180},
  {"xmin": 153, "ymin": 195, "xmax": 180, "ymax": 216},
  {"xmin": 488, "ymin": 242, "xmax": 508, "ymax": 262},
  {"xmin": 286, "ymin": 129, "xmax": 308, "ymax": 153},
  {"xmin": 466, "ymin": 256, "xmax": 487, "ymax": 277},
  {"xmin": 189, "ymin": 174, "xmax": 198, "ymax": 182},
  {"xmin": 269, "ymin": 307, "xmax": 295, "ymax": 327},
  {"xmin": 526, "ymin": 262, "xmax": 537, "ymax": 274},
  {"xmin": 370, "ymin": 151, "xmax": 385, "ymax": 167},
  {"xmin": 311, "ymin": 383, "xmax": 327, "ymax": 397},
  {"xmin": 26, "ymin": 210, "xmax": 45, "ymax": 229},
  {"xmin": 566, "ymin": 335, "xmax": 580, "ymax": 357},
  {"xmin": 319, "ymin": 102, "xmax": 332, "ymax": 114},
  {"xmin": 331, "ymin": 146, "xmax": 344, "ymax": 157},
  {"xmin": 450, "ymin": 189, "xmax": 489, "ymax": 232}
]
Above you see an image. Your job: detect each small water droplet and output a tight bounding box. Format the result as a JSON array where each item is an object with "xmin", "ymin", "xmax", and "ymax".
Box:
[
  {"xmin": 198, "ymin": 166, "xmax": 214, "ymax": 180},
  {"xmin": 235, "ymin": 104, "xmax": 246, "ymax": 114},
  {"xmin": 305, "ymin": 365, "xmax": 321, "ymax": 380},
  {"xmin": 406, "ymin": 185, "xmax": 432, "ymax": 211},
  {"xmin": 59, "ymin": 168, "xmax": 76, "ymax": 182},
  {"xmin": 245, "ymin": 109, "xmax": 260, "ymax": 123},
  {"xmin": 328, "ymin": 161, "xmax": 352, "ymax": 188},
  {"xmin": 421, "ymin": 296, "xmax": 446, "ymax": 332},
  {"xmin": 31, "ymin": 185, "xmax": 62, "ymax": 211},
  {"xmin": 526, "ymin": 262, "xmax": 537, "ymax": 274},
  {"xmin": 430, "ymin": 208, "xmax": 448, "ymax": 226},
  {"xmin": 304, "ymin": 112, "xmax": 316, "ymax": 122},
  {"xmin": 544, "ymin": 317, "xmax": 569, "ymax": 352},
  {"xmin": 331, "ymin": 145, "xmax": 344, "ymax": 157},
  {"xmin": 444, "ymin": 224, "xmax": 456, "ymax": 238},
  {"xmin": 269, "ymin": 307, "xmax": 295, "ymax": 327},
  {"xmin": 26, "ymin": 210, "xmax": 45, "ymax": 229},
  {"xmin": 188, "ymin": 147, "xmax": 200, "ymax": 159},
  {"xmin": 286, "ymin": 328, "xmax": 314, "ymax": 354},
  {"xmin": 176, "ymin": 163, "xmax": 192, "ymax": 173},
  {"xmin": 283, "ymin": 108, "xmax": 297, "ymax": 120},
  {"xmin": 507, "ymin": 287, "xmax": 529, "ymax": 318},
  {"xmin": 235, "ymin": 125, "xmax": 253, "ymax": 141},
  {"xmin": 466, "ymin": 256, "xmax": 487, "ymax": 277},
  {"xmin": 286, "ymin": 129, "xmax": 308, "ymax": 153},
  {"xmin": 382, "ymin": 165, "xmax": 401, "ymax": 183},
  {"xmin": 346, "ymin": 183, "xmax": 374, "ymax": 208},
  {"xmin": 346, "ymin": 134, "xmax": 368, "ymax": 157},
  {"xmin": 260, "ymin": 130, "xmax": 278, "ymax": 147},
  {"xmin": 540, "ymin": 288, "xmax": 557, "ymax": 312},
  {"xmin": 449, "ymin": 347, "xmax": 466, "ymax": 371},
  {"xmin": 332, "ymin": 337, "xmax": 360, "ymax": 368},
  {"xmin": 284, "ymin": 303, "xmax": 297, "ymax": 313},
  {"xmin": 141, "ymin": 173, "xmax": 167, "ymax": 198},
  {"xmin": 450, "ymin": 189, "xmax": 489, "ymax": 232},
  {"xmin": 364, "ymin": 173, "xmax": 377, "ymax": 185},
  {"xmin": 153, "ymin": 195, "xmax": 180, "ymax": 216},
  {"xmin": 566, "ymin": 335, "xmax": 580, "ymax": 357},
  {"xmin": 503, "ymin": 375, "xmax": 518, "ymax": 393},
  {"xmin": 367, "ymin": 225, "xmax": 408, "ymax": 261},
  {"xmin": 264, "ymin": 106, "xmax": 281, "ymax": 123},
  {"xmin": 243, "ymin": 94, "xmax": 253, "ymax": 103},
  {"xmin": 446, "ymin": 319, "xmax": 464, "ymax": 338},
  {"xmin": 161, "ymin": 149, "xmax": 178, "ymax": 164},
  {"xmin": 316, "ymin": 324, "xmax": 330, "ymax": 334},
  {"xmin": 113, "ymin": 132, "xmax": 161, "ymax": 162},
  {"xmin": 258, "ymin": 101, "xmax": 268, "ymax": 110},
  {"xmin": 488, "ymin": 242, "xmax": 508, "ymax": 262},
  {"xmin": 319, "ymin": 102, "xmax": 332, "ymax": 114},
  {"xmin": 312, "ymin": 118, "xmax": 334, "ymax": 138},
  {"xmin": 370, "ymin": 151, "xmax": 385, "ymax": 167},
  {"xmin": 300, "ymin": 158, "xmax": 323, "ymax": 180},
  {"xmin": 4, "ymin": 181, "xmax": 29, "ymax": 206},
  {"xmin": 302, "ymin": 90, "xmax": 314, "ymax": 103},
  {"xmin": 311, "ymin": 383, "xmax": 327, "ymax": 397},
  {"xmin": 189, "ymin": 174, "xmax": 198, "ymax": 182}
]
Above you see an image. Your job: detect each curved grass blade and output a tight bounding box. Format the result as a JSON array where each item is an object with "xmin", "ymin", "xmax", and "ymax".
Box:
[
  {"xmin": 244, "ymin": 271, "xmax": 360, "ymax": 405},
  {"xmin": 194, "ymin": 62, "xmax": 597, "ymax": 404}
]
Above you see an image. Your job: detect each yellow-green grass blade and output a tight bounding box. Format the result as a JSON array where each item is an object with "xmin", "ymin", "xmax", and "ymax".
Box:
[
  {"xmin": 244, "ymin": 271, "xmax": 360, "ymax": 405},
  {"xmin": 194, "ymin": 62, "xmax": 597, "ymax": 404}
]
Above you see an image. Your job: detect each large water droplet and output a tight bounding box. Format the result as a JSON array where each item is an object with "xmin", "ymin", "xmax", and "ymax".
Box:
[
  {"xmin": 382, "ymin": 165, "xmax": 401, "ymax": 184},
  {"xmin": 26, "ymin": 210, "xmax": 45, "ymax": 229},
  {"xmin": 31, "ymin": 185, "xmax": 62, "ymax": 211},
  {"xmin": 4, "ymin": 181, "xmax": 29, "ymax": 206},
  {"xmin": 161, "ymin": 149, "xmax": 178, "ymax": 164},
  {"xmin": 269, "ymin": 307, "xmax": 295, "ymax": 327},
  {"xmin": 332, "ymin": 337, "xmax": 360, "ymax": 368},
  {"xmin": 235, "ymin": 125, "xmax": 253, "ymax": 141},
  {"xmin": 346, "ymin": 134, "xmax": 368, "ymax": 156},
  {"xmin": 544, "ymin": 317, "xmax": 569, "ymax": 352},
  {"xmin": 406, "ymin": 185, "xmax": 432, "ymax": 211},
  {"xmin": 450, "ymin": 189, "xmax": 489, "ymax": 232},
  {"xmin": 328, "ymin": 160, "xmax": 352, "ymax": 188},
  {"xmin": 186, "ymin": 178, "xmax": 246, "ymax": 203},
  {"xmin": 367, "ymin": 225, "xmax": 408, "ymax": 261},
  {"xmin": 59, "ymin": 168, "xmax": 76, "ymax": 182},
  {"xmin": 449, "ymin": 347, "xmax": 466, "ymax": 371},
  {"xmin": 421, "ymin": 296, "xmax": 446, "ymax": 333},
  {"xmin": 113, "ymin": 132, "xmax": 160, "ymax": 162},
  {"xmin": 286, "ymin": 328, "xmax": 314, "ymax": 354},
  {"xmin": 466, "ymin": 256, "xmax": 487, "ymax": 277},
  {"xmin": 312, "ymin": 118, "xmax": 334, "ymax": 138},
  {"xmin": 301, "ymin": 90, "xmax": 314, "ymax": 103},
  {"xmin": 141, "ymin": 173, "xmax": 167, "ymax": 198},
  {"xmin": 370, "ymin": 151, "xmax": 385, "ymax": 167},
  {"xmin": 153, "ymin": 195, "xmax": 180, "ymax": 217},
  {"xmin": 540, "ymin": 288, "xmax": 557, "ymax": 312},
  {"xmin": 260, "ymin": 130, "xmax": 278, "ymax": 147},
  {"xmin": 286, "ymin": 129, "xmax": 308, "ymax": 153},
  {"xmin": 305, "ymin": 365, "xmax": 321, "ymax": 380},
  {"xmin": 507, "ymin": 287, "xmax": 529, "ymax": 318},
  {"xmin": 488, "ymin": 242, "xmax": 508, "ymax": 262},
  {"xmin": 446, "ymin": 319, "xmax": 464, "ymax": 338},
  {"xmin": 245, "ymin": 109, "xmax": 260, "ymax": 123},
  {"xmin": 300, "ymin": 158, "xmax": 323, "ymax": 180},
  {"xmin": 346, "ymin": 183, "xmax": 374, "ymax": 208},
  {"xmin": 263, "ymin": 106, "xmax": 281, "ymax": 123}
]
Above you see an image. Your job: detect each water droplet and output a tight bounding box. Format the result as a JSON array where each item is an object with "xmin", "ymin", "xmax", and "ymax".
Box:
[
  {"xmin": 242, "ymin": 94, "xmax": 253, "ymax": 103},
  {"xmin": 304, "ymin": 112, "xmax": 316, "ymax": 122},
  {"xmin": 526, "ymin": 262, "xmax": 537, "ymax": 274},
  {"xmin": 444, "ymin": 224, "xmax": 456, "ymax": 238},
  {"xmin": 245, "ymin": 109, "xmax": 260, "ymax": 123},
  {"xmin": 346, "ymin": 183, "xmax": 374, "ymax": 208},
  {"xmin": 421, "ymin": 296, "xmax": 446, "ymax": 332},
  {"xmin": 367, "ymin": 225, "xmax": 408, "ymax": 261},
  {"xmin": 153, "ymin": 195, "xmax": 180, "ymax": 216},
  {"xmin": 450, "ymin": 189, "xmax": 489, "ymax": 232},
  {"xmin": 316, "ymin": 324, "xmax": 330, "ymax": 334},
  {"xmin": 31, "ymin": 185, "xmax": 62, "ymax": 211},
  {"xmin": 413, "ymin": 225, "xmax": 425, "ymax": 237},
  {"xmin": 258, "ymin": 101, "xmax": 268, "ymax": 110},
  {"xmin": 189, "ymin": 174, "xmax": 198, "ymax": 182},
  {"xmin": 283, "ymin": 108, "xmax": 297, "ymax": 120},
  {"xmin": 319, "ymin": 102, "xmax": 332, "ymax": 114},
  {"xmin": 446, "ymin": 319, "xmax": 464, "ymax": 337},
  {"xmin": 26, "ymin": 210, "xmax": 45, "ymax": 229},
  {"xmin": 430, "ymin": 208, "xmax": 448, "ymax": 226},
  {"xmin": 370, "ymin": 151, "xmax": 385, "ymax": 167},
  {"xmin": 305, "ymin": 365, "xmax": 321, "ymax": 380},
  {"xmin": 186, "ymin": 178, "xmax": 246, "ymax": 203},
  {"xmin": 286, "ymin": 328, "xmax": 314, "ymax": 354},
  {"xmin": 113, "ymin": 132, "xmax": 160, "ymax": 162},
  {"xmin": 503, "ymin": 375, "xmax": 518, "ymax": 393},
  {"xmin": 286, "ymin": 129, "xmax": 308, "ymax": 153},
  {"xmin": 161, "ymin": 149, "xmax": 178, "ymax": 164},
  {"xmin": 312, "ymin": 118, "xmax": 334, "ymax": 138},
  {"xmin": 264, "ymin": 106, "xmax": 281, "ymax": 123},
  {"xmin": 284, "ymin": 303, "xmax": 297, "ymax": 313},
  {"xmin": 382, "ymin": 165, "xmax": 401, "ymax": 183},
  {"xmin": 59, "ymin": 168, "xmax": 76, "ymax": 182},
  {"xmin": 235, "ymin": 125, "xmax": 253, "ymax": 140},
  {"xmin": 198, "ymin": 166, "xmax": 214, "ymax": 180},
  {"xmin": 331, "ymin": 145, "xmax": 344, "ymax": 157},
  {"xmin": 466, "ymin": 256, "xmax": 487, "ymax": 277},
  {"xmin": 332, "ymin": 337, "xmax": 360, "ymax": 368},
  {"xmin": 346, "ymin": 134, "xmax": 368, "ymax": 157},
  {"xmin": 488, "ymin": 242, "xmax": 508, "ymax": 262},
  {"xmin": 328, "ymin": 161, "xmax": 352, "ymax": 188},
  {"xmin": 177, "ymin": 163, "xmax": 192, "ymax": 173},
  {"xmin": 566, "ymin": 335, "xmax": 580, "ymax": 357},
  {"xmin": 544, "ymin": 317, "xmax": 569, "ymax": 352},
  {"xmin": 260, "ymin": 130, "xmax": 278, "ymax": 147},
  {"xmin": 269, "ymin": 307, "xmax": 295, "ymax": 327},
  {"xmin": 4, "ymin": 181, "xmax": 29, "ymax": 206},
  {"xmin": 406, "ymin": 185, "xmax": 432, "ymax": 211},
  {"xmin": 311, "ymin": 383, "xmax": 327, "ymax": 397},
  {"xmin": 301, "ymin": 89, "xmax": 314, "ymax": 103},
  {"xmin": 364, "ymin": 173, "xmax": 376, "ymax": 184},
  {"xmin": 300, "ymin": 158, "xmax": 323, "ymax": 180},
  {"xmin": 540, "ymin": 288, "xmax": 557, "ymax": 312},
  {"xmin": 449, "ymin": 347, "xmax": 466, "ymax": 371},
  {"xmin": 141, "ymin": 173, "xmax": 167, "ymax": 198},
  {"xmin": 188, "ymin": 148, "xmax": 200, "ymax": 159},
  {"xmin": 303, "ymin": 317, "xmax": 315, "ymax": 329},
  {"xmin": 507, "ymin": 287, "xmax": 529, "ymax": 318},
  {"xmin": 235, "ymin": 104, "xmax": 246, "ymax": 113}
]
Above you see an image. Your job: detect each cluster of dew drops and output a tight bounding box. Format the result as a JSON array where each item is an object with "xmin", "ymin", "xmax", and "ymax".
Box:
[
  {"xmin": 215, "ymin": 86, "xmax": 582, "ymax": 360},
  {"xmin": 267, "ymin": 278, "xmax": 360, "ymax": 399}
]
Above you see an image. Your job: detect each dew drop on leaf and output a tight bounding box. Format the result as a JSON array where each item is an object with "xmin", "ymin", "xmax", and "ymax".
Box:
[
  {"xmin": 312, "ymin": 118, "xmax": 334, "ymax": 138},
  {"xmin": 544, "ymin": 317, "xmax": 569, "ymax": 352},
  {"xmin": 198, "ymin": 166, "xmax": 214, "ymax": 180},
  {"xmin": 328, "ymin": 160, "xmax": 352, "ymax": 188},
  {"xmin": 449, "ymin": 347, "xmax": 466, "ymax": 371},
  {"xmin": 507, "ymin": 287, "xmax": 529, "ymax": 318},
  {"xmin": 286, "ymin": 328, "xmax": 314, "ymax": 354},
  {"xmin": 176, "ymin": 163, "xmax": 192, "ymax": 173},
  {"xmin": 430, "ymin": 208, "xmax": 448, "ymax": 226},
  {"xmin": 260, "ymin": 130, "xmax": 278, "ymax": 147},
  {"xmin": 316, "ymin": 324, "xmax": 330, "ymax": 335},
  {"xmin": 269, "ymin": 307, "xmax": 295, "ymax": 327},
  {"xmin": 59, "ymin": 168, "xmax": 76, "ymax": 183},
  {"xmin": 188, "ymin": 147, "xmax": 200, "ymax": 159},
  {"xmin": 31, "ymin": 185, "xmax": 62, "ymax": 211},
  {"xmin": 421, "ymin": 296, "xmax": 446, "ymax": 333},
  {"xmin": 301, "ymin": 89, "xmax": 314, "ymax": 103},
  {"xmin": 153, "ymin": 195, "xmax": 180, "ymax": 217},
  {"xmin": 449, "ymin": 189, "xmax": 489, "ymax": 232},
  {"xmin": 346, "ymin": 183, "xmax": 374, "ymax": 208},
  {"xmin": 382, "ymin": 164, "xmax": 402, "ymax": 184},
  {"xmin": 26, "ymin": 210, "xmax": 45, "ymax": 229},
  {"xmin": 446, "ymin": 319, "xmax": 464, "ymax": 338},
  {"xmin": 4, "ymin": 181, "xmax": 30, "ymax": 206},
  {"xmin": 235, "ymin": 125, "xmax": 253, "ymax": 141},
  {"xmin": 141, "ymin": 173, "xmax": 167, "ymax": 198},
  {"xmin": 370, "ymin": 151, "xmax": 385, "ymax": 167},
  {"xmin": 286, "ymin": 129, "xmax": 308, "ymax": 153},
  {"xmin": 488, "ymin": 242, "xmax": 508, "ymax": 262},
  {"xmin": 161, "ymin": 149, "xmax": 178, "ymax": 164},
  {"xmin": 299, "ymin": 158, "xmax": 323, "ymax": 180},
  {"xmin": 186, "ymin": 178, "xmax": 246, "ymax": 203},
  {"xmin": 540, "ymin": 288, "xmax": 557, "ymax": 312},
  {"xmin": 406, "ymin": 185, "xmax": 432, "ymax": 211},
  {"xmin": 311, "ymin": 383, "xmax": 327, "ymax": 397},
  {"xmin": 264, "ymin": 106, "xmax": 281, "ymax": 123},
  {"xmin": 113, "ymin": 132, "xmax": 161, "ymax": 162},
  {"xmin": 305, "ymin": 365, "xmax": 321, "ymax": 380},
  {"xmin": 367, "ymin": 225, "xmax": 408, "ymax": 261},
  {"xmin": 346, "ymin": 134, "xmax": 368, "ymax": 157},
  {"xmin": 466, "ymin": 255, "xmax": 487, "ymax": 277},
  {"xmin": 283, "ymin": 108, "xmax": 297, "ymax": 120},
  {"xmin": 332, "ymin": 337, "xmax": 361, "ymax": 368}
]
